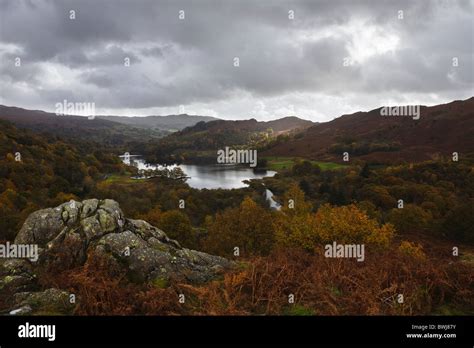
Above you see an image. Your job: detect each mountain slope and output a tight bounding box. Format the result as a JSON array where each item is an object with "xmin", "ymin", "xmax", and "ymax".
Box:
[
  {"xmin": 0, "ymin": 119, "xmax": 123, "ymax": 240},
  {"xmin": 262, "ymin": 97, "xmax": 474, "ymax": 163},
  {"xmin": 178, "ymin": 116, "xmax": 313, "ymax": 135},
  {"xmin": 98, "ymin": 114, "xmax": 219, "ymax": 131},
  {"xmin": 0, "ymin": 105, "xmax": 168, "ymax": 147},
  {"xmin": 140, "ymin": 116, "xmax": 314, "ymax": 163}
]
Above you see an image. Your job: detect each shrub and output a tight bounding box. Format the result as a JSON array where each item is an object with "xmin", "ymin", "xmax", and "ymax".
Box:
[
  {"xmin": 203, "ymin": 197, "xmax": 274, "ymax": 257},
  {"xmin": 313, "ymin": 204, "xmax": 394, "ymax": 248},
  {"xmin": 33, "ymin": 246, "xmax": 473, "ymax": 315},
  {"xmin": 387, "ymin": 204, "xmax": 432, "ymax": 233},
  {"xmin": 158, "ymin": 210, "xmax": 196, "ymax": 249},
  {"xmin": 275, "ymin": 187, "xmax": 394, "ymax": 250},
  {"xmin": 398, "ymin": 241, "xmax": 426, "ymax": 261},
  {"xmin": 178, "ymin": 248, "xmax": 474, "ymax": 315},
  {"xmin": 441, "ymin": 202, "xmax": 474, "ymax": 244}
]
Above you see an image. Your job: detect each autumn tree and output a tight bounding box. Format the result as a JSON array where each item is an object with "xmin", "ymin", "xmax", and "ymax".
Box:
[
  {"xmin": 157, "ymin": 210, "xmax": 196, "ymax": 249},
  {"xmin": 441, "ymin": 202, "xmax": 474, "ymax": 243},
  {"xmin": 311, "ymin": 204, "xmax": 394, "ymax": 248},
  {"xmin": 275, "ymin": 184, "xmax": 394, "ymax": 250},
  {"xmin": 204, "ymin": 197, "xmax": 274, "ymax": 257},
  {"xmin": 274, "ymin": 184, "xmax": 317, "ymax": 249},
  {"xmin": 137, "ymin": 206, "xmax": 162, "ymax": 228},
  {"xmin": 387, "ymin": 204, "xmax": 432, "ymax": 233}
]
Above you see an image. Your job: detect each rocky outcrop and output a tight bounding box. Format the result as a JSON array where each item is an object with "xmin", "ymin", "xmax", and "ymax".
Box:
[{"xmin": 0, "ymin": 199, "xmax": 233, "ymax": 315}]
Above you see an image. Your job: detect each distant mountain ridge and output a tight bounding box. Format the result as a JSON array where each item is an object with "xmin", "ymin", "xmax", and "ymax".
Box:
[
  {"xmin": 98, "ymin": 114, "xmax": 219, "ymax": 131},
  {"xmin": 178, "ymin": 116, "xmax": 314, "ymax": 135},
  {"xmin": 262, "ymin": 97, "xmax": 474, "ymax": 163},
  {"xmin": 0, "ymin": 105, "xmax": 167, "ymax": 146},
  {"xmin": 140, "ymin": 115, "xmax": 314, "ymax": 163},
  {"xmin": 0, "ymin": 105, "xmax": 217, "ymax": 132},
  {"xmin": 0, "ymin": 105, "xmax": 315, "ymax": 163},
  {"xmin": 4, "ymin": 98, "xmax": 471, "ymax": 164}
]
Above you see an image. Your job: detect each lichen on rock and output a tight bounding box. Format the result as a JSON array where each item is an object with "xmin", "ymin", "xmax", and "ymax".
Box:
[{"xmin": 1, "ymin": 198, "xmax": 234, "ymax": 315}]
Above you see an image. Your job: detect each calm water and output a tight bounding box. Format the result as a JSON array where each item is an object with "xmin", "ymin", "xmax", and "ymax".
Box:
[{"xmin": 129, "ymin": 158, "xmax": 276, "ymax": 190}]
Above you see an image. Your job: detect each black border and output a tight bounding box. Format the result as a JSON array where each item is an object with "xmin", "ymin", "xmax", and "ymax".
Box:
[{"xmin": 0, "ymin": 315, "xmax": 472, "ymax": 346}]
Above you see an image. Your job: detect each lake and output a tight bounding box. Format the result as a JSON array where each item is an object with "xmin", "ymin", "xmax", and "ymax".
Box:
[{"xmin": 126, "ymin": 157, "xmax": 277, "ymax": 190}]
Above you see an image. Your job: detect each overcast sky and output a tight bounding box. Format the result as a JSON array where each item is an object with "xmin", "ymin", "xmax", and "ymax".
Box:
[{"xmin": 0, "ymin": 0, "xmax": 473, "ymax": 121}]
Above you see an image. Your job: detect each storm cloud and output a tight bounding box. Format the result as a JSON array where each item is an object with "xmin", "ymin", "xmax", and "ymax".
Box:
[{"xmin": 0, "ymin": 0, "xmax": 472, "ymax": 120}]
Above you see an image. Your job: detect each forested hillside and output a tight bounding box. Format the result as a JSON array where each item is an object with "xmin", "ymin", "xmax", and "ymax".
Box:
[
  {"xmin": 0, "ymin": 120, "xmax": 123, "ymax": 240},
  {"xmin": 263, "ymin": 98, "xmax": 474, "ymax": 163},
  {"xmin": 0, "ymin": 105, "xmax": 168, "ymax": 150},
  {"xmin": 138, "ymin": 117, "xmax": 313, "ymax": 164}
]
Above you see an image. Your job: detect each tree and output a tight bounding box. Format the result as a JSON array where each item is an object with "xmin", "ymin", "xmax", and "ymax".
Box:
[
  {"xmin": 274, "ymin": 184, "xmax": 317, "ymax": 249},
  {"xmin": 360, "ymin": 163, "xmax": 371, "ymax": 178},
  {"xmin": 356, "ymin": 200, "xmax": 382, "ymax": 222},
  {"xmin": 441, "ymin": 202, "xmax": 474, "ymax": 243},
  {"xmin": 256, "ymin": 158, "xmax": 268, "ymax": 168},
  {"xmin": 275, "ymin": 185, "xmax": 394, "ymax": 250},
  {"xmin": 312, "ymin": 204, "xmax": 394, "ymax": 248},
  {"xmin": 281, "ymin": 183, "xmax": 313, "ymax": 215},
  {"xmin": 137, "ymin": 206, "xmax": 162, "ymax": 228},
  {"xmin": 158, "ymin": 210, "xmax": 196, "ymax": 248},
  {"xmin": 387, "ymin": 204, "xmax": 432, "ymax": 233},
  {"xmin": 204, "ymin": 197, "xmax": 274, "ymax": 257},
  {"xmin": 358, "ymin": 184, "xmax": 397, "ymax": 209},
  {"xmin": 292, "ymin": 160, "xmax": 320, "ymax": 176},
  {"xmin": 299, "ymin": 179, "xmax": 311, "ymax": 196}
]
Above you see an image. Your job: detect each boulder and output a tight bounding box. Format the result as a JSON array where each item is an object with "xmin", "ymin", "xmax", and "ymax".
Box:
[
  {"xmin": 1, "ymin": 199, "xmax": 234, "ymax": 314},
  {"xmin": 13, "ymin": 288, "xmax": 74, "ymax": 315}
]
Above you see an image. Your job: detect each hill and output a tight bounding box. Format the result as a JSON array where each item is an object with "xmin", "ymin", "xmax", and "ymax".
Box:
[
  {"xmin": 262, "ymin": 97, "xmax": 474, "ymax": 163},
  {"xmin": 0, "ymin": 119, "xmax": 123, "ymax": 240},
  {"xmin": 0, "ymin": 105, "xmax": 168, "ymax": 148},
  {"xmin": 139, "ymin": 116, "xmax": 314, "ymax": 163},
  {"xmin": 98, "ymin": 114, "xmax": 219, "ymax": 132}
]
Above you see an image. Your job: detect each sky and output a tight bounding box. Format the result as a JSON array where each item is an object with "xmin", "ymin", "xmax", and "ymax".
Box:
[{"xmin": 0, "ymin": 0, "xmax": 473, "ymax": 121}]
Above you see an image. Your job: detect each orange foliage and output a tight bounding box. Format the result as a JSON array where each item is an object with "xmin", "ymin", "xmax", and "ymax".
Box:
[
  {"xmin": 204, "ymin": 197, "xmax": 274, "ymax": 257},
  {"xmin": 36, "ymin": 246, "xmax": 473, "ymax": 316}
]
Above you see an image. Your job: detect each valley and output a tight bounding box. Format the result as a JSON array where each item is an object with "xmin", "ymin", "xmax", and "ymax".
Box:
[
  {"xmin": 1, "ymin": 1, "xmax": 472, "ymax": 344},
  {"xmin": 0, "ymin": 98, "xmax": 473, "ymax": 316}
]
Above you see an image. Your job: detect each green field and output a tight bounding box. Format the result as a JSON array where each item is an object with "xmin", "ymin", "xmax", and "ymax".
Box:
[
  {"xmin": 102, "ymin": 174, "xmax": 141, "ymax": 184},
  {"xmin": 263, "ymin": 156, "xmax": 346, "ymax": 171}
]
